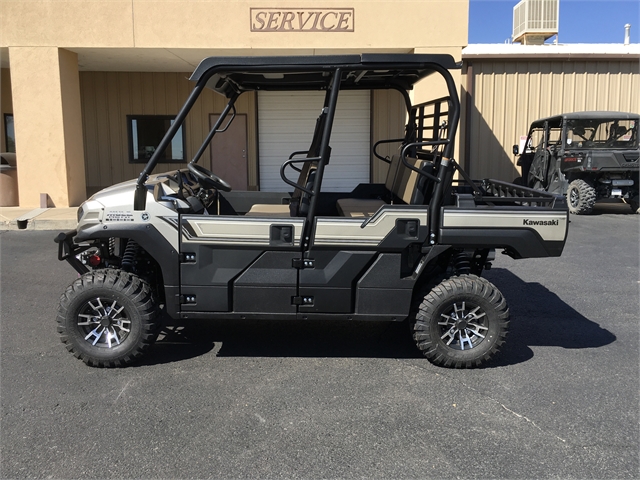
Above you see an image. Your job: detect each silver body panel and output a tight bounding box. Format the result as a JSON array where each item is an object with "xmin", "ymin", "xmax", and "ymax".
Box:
[{"xmin": 76, "ymin": 175, "xmax": 179, "ymax": 250}]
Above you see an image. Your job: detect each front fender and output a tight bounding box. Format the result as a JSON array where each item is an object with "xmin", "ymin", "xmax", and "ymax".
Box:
[{"xmin": 74, "ymin": 223, "xmax": 181, "ymax": 318}]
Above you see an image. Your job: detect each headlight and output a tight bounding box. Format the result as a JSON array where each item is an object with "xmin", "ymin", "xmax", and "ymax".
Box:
[{"xmin": 76, "ymin": 201, "xmax": 104, "ymax": 226}]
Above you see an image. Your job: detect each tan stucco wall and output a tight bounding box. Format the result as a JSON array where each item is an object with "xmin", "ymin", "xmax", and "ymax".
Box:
[
  {"xmin": 9, "ymin": 47, "xmax": 86, "ymax": 207},
  {"xmin": 1, "ymin": 1, "xmax": 468, "ymax": 51},
  {"xmin": 1, "ymin": 1, "xmax": 135, "ymax": 48}
]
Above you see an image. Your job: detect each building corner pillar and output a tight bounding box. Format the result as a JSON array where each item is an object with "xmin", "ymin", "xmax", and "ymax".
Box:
[{"xmin": 9, "ymin": 46, "xmax": 86, "ymax": 208}]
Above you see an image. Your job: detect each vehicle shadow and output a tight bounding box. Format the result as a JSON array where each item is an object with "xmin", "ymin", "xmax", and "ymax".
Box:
[
  {"xmin": 140, "ymin": 268, "xmax": 615, "ymax": 367},
  {"xmin": 484, "ymin": 268, "xmax": 617, "ymax": 367},
  {"xmin": 590, "ymin": 199, "xmax": 636, "ymax": 215},
  {"xmin": 140, "ymin": 317, "xmax": 420, "ymax": 366}
]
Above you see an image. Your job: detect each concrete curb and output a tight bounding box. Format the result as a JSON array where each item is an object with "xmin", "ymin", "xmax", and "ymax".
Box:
[{"xmin": 0, "ymin": 207, "xmax": 77, "ymax": 231}]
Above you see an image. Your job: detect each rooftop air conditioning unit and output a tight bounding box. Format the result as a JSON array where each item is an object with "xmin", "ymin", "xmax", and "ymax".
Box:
[{"xmin": 512, "ymin": 0, "xmax": 559, "ymax": 45}]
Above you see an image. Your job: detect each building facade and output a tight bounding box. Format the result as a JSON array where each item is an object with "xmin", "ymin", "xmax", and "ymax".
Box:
[
  {"xmin": 1, "ymin": 1, "xmax": 638, "ymax": 207},
  {"xmin": 0, "ymin": 0, "xmax": 468, "ymax": 207}
]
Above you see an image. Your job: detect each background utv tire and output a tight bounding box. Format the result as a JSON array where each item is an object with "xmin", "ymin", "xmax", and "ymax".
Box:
[
  {"xmin": 629, "ymin": 195, "xmax": 640, "ymax": 214},
  {"xmin": 412, "ymin": 275, "xmax": 509, "ymax": 368},
  {"xmin": 567, "ymin": 179, "xmax": 596, "ymax": 215},
  {"xmin": 57, "ymin": 269, "xmax": 160, "ymax": 367}
]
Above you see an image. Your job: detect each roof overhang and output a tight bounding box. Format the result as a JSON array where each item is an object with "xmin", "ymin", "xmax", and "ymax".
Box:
[
  {"xmin": 0, "ymin": 47, "xmax": 417, "ymax": 72},
  {"xmin": 462, "ymin": 43, "xmax": 640, "ymax": 61}
]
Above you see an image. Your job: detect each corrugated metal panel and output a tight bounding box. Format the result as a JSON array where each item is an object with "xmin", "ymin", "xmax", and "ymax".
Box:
[
  {"xmin": 465, "ymin": 60, "xmax": 640, "ymax": 181},
  {"xmin": 257, "ymin": 90, "xmax": 370, "ymax": 192},
  {"xmin": 79, "ymin": 72, "xmax": 257, "ymax": 193}
]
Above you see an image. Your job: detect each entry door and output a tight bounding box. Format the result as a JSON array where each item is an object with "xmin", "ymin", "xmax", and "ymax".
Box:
[{"xmin": 209, "ymin": 113, "xmax": 248, "ymax": 190}]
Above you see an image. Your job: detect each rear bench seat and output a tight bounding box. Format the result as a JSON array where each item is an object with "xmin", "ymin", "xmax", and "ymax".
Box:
[{"xmin": 336, "ymin": 155, "xmax": 432, "ymax": 217}]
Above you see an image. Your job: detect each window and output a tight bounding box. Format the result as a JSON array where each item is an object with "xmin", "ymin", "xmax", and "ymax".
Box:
[
  {"xmin": 4, "ymin": 114, "xmax": 15, "ymax": 153},
  {"xmin": 127, "ymin": 115, "xmax": 186, "ymax": 163},
  {"xmin": 566, "ymin": 118, "xmax": 638, "ymax": 150}
]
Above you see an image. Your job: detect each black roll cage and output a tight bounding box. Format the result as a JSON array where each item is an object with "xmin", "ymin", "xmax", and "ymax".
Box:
[{"xmin": 132, "ymin": 54, "xmax": 464, "ymax": 241}]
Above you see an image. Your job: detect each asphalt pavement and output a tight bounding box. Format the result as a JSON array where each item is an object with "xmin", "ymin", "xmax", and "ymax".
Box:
[{"xmin": 1, "ymin": 205, "xmax": 638, "ymax": 479}]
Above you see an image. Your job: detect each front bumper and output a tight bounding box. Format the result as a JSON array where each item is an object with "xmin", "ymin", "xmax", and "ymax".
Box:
[{"xmin": 54, "ymin": 230, "xmax": 90, "ymax": 275}]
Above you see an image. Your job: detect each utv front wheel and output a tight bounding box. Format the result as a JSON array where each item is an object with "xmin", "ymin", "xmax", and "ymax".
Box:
[
  {"xmin": 412, "ymin": 275, "xmax": 509, "ymax": 368},
  {"xmin": 57, "ymin": 269, "xmax": 160, "ymax": 367},
  {"xmin": 628, "ymin": 195, "xmax": 640, "ymax": 214},
  {"xmin": 567, "ymin": 179, "xmax": 596, "ymax": 215}
]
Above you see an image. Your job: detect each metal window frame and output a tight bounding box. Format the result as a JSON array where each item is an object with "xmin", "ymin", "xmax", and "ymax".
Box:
[{"xmin": 127, "ymin": 114, "xmax": 187, "ymax": 164}]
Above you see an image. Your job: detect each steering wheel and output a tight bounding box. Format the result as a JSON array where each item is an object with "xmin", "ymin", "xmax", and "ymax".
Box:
[{"xmin": 187, "ymin": 163, "xmax": 232, "ymax": 192}]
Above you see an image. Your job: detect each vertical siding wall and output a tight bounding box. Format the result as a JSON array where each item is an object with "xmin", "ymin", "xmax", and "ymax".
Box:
[
  {"xmin": 1, "ymin": 68, "xmax": 12, "ymax": 152},
  {"xmin": 465, "ymin": 60, "xmax": 640, "ymax": 181},
  {"xmin": 371, "ymin": 89, "xmax": 407, "ymax": 183},
  {"xmin": 79, "ymin": 72, "xmax": 257, "ymax": 193}
]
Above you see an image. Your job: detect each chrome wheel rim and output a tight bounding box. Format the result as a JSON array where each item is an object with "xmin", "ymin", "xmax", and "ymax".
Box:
[
  {"xmin": 438, "ymin": 301, "xmax": 488, "ymax": 350},
  {"xmin": 77, "ymin": 297, "xmax": 131, "ymax": 348},
  {"xmin": 569, "ymin": 187, "xmax": 579, "ymax": 208}
]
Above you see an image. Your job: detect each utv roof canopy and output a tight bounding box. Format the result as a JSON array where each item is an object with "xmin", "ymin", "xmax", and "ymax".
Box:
[
  {"xmin": 189, "ymin": 54, "xmax": 460, "ymax": 96},
  {"xmin": 529, "ymin": 111, "xmax": 640, "ymax": 129}
]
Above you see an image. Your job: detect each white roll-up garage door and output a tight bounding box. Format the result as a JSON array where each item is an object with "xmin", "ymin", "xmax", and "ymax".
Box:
[{"xmin": 258, "ymin": 90, "xmax": 370, "ymax": 192}]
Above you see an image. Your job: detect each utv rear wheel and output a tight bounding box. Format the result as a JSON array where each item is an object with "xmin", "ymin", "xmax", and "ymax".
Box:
[
  {"xmin": 412, "ymin": 275, "xmax": 509, "ymax": 368},
  {"xmin": 567, "ymin": 179, "xmax": 596, "ymax": 215},
  {"xmin": 57, "ymin": 269, "xmax": 159, "ymax": 367},
  {"xmin": 629, "ymin": 195, "xmax": 640, "ymax": 214}
]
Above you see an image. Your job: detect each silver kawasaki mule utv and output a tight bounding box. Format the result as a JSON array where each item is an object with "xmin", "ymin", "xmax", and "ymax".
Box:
[{"xmin": 55, "ymin": 54, "xmax": 569, "ymax": 368}]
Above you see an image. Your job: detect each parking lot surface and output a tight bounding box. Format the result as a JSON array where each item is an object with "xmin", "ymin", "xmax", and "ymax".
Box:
[{"xmin": 1, "ymin": 205, "xmax": 638, "ymax": 479}]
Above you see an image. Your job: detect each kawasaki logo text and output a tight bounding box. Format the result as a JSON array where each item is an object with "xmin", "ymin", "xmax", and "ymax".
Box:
[{"xmin": 523, "ymin": 219, "xmax": 559, "ymax": 226}]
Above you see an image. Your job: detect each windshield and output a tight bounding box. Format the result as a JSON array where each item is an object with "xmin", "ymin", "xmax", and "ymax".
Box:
[
  {"xmin": 565, "ymin": 118, "xmax": 638, "ymax": 150},
  {"xmin": 524, "ymin": 126, "xmax": 562, "ymax": 153}
]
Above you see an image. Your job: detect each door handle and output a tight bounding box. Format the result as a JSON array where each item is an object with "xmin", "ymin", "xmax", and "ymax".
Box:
[{"xmin": 270, "ymin": 225, "xmax": 294, "ymax": 245}]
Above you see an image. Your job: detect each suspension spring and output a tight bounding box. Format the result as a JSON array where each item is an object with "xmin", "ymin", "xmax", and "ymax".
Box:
[
  {"xmin": 121, "ymin": 239, "xmax": 139, "ymax": 272},
  {"xmin": 453, "ymin": 250, "xmax": 471, "ymax": 275}
]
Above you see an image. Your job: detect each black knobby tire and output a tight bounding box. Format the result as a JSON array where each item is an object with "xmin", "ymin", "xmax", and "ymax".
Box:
[
  {"xmin": 412, "ymin": 275, "xmax": 509, "ymax": 368},
  {"xmin": 57, "ymin": 269, "xmax": 160, "ymax": 367},
  {"xmin": 567, "ymin": 179, "xmax": 596, "ymax": 215},
  {"xmin": 628, "ymin": 195, "xmax": 640, "ymax": 214}
]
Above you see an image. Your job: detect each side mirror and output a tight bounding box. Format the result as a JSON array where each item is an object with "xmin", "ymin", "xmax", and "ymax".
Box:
[{"xmin": 512, "ymin": 145, "xmax": 519, "ymax": 155}]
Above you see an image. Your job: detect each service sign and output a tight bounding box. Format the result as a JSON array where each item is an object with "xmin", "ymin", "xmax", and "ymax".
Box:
[{"xmin": 250, "ymin": 8, "xmax": 354, "ymax": 32}]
